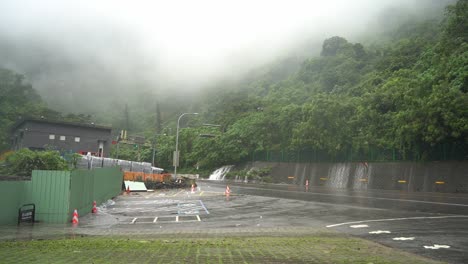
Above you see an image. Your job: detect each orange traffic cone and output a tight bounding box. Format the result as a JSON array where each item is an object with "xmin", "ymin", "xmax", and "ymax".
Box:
[
  {"xmin": 72, "ymin": 209, "xmax": 79, "ymax": 224},
  {"xmin": 92, "ymin": 201, "xmax": 97, "ymax": 214},
  {"xmin": 225, "ymin": 185, "xmax": 231, "ymax": 196},
  {"xmin": 191, "ymin": 184, "xmax": 195, "ymax": 193},
  {"xmin": 126, "ymin": 185, "xmax": 130, "ymax": 194}
]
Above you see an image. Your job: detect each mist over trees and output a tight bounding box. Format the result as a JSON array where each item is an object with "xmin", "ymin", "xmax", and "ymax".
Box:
[
  {"xmin": 0, "ymin": 0, "xmax": 466, "ymax": 172},
  {"xmin": 177, "ymin": 0, "xmax": 467, "ymax": 169}
]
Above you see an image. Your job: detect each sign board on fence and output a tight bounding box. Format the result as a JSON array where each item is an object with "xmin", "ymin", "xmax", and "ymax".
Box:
[{"xmin": 18, "ymin": 204, "xmax": 35, "ymax": 225}]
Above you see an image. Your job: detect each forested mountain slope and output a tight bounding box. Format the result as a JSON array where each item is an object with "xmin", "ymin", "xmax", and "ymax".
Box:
[
  {"xmin": 187, "ymin": 0, "xmax": 467, "ymax": 168},
  {"xmin": 1, "ymin": 1, "xmax": 466, "ymax": 172}
]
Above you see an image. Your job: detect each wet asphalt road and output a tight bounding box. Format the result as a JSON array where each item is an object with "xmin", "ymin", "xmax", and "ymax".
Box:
[
  {"xmin": 6, "ymin": 181, "xmax": 467, "ymax": 263},
  {"xmin": 206, "ymin": 181, "xmax": 468, "ymax": 264}
]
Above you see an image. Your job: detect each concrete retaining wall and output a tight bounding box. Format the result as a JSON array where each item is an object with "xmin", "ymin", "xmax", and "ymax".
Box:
[{"xmin": 241, "ymin": 161, "xmax": 468, "ymax": 193}]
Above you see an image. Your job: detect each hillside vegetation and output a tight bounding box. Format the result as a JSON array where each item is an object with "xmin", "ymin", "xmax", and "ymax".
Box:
[
  {"xmin": 1, "ymin": 1, "xmax": 466, "ymax": 172},
  {"xmin": 183, "ymin": 0, "xmax": 467, "ymax": 169}
]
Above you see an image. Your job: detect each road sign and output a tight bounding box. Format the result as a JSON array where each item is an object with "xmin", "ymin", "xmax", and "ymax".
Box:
[{"xmin": 18, "ymin": 204, "xmax": 35, "ymax": 225}]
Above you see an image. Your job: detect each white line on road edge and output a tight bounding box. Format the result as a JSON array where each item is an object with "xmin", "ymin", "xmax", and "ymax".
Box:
[
  {"xmin": 326, "ymin": 215, "xmax": 468, "ymax": 228},
  {"xmin": 369, "ymin": 230, "xmax": 391, "ymax": 234},
  {"xmin": 393, "ymin": 237, "xmax": 415, "ymax": 240},
  {"xmin": 131, "ymin": 218, "xmax": 137, "ymax": 224},
  {"xmin": 196, "ymin": 215, "xmax": 201, "ymax": 222},
  {"xmin": 153, "ymin": 217, "xmax": 158, "ymax": 223},
  {"xmin": 176, "ymin": 216, "xmax": 179, "ymax": 222},
  {"xmin": 350, "ymin": 225, "xmax": 369, "ymax": 228}
]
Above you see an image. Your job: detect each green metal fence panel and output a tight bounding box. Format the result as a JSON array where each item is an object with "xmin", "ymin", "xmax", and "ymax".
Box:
[
  {"xmin": 69, "ymin": 169, "xmax": 94, "ymax": 220},
  {"xmin": 93, "ymin": 167, "xmax": 123, "ymax": 205},
  {"xmin": 0, "ymin": 181, "xmax": 30, "ymax": 224},
  {"xmin": 22, "ymin": 181, "xmax": 32, "ymax": 204},
  {"xmin": 31, "ymin": 170, "xmax": 71, "ymax": 224},
  {"xmin": 68, "ymin": 167, "xmax": 122, "ymax": 222},
  {"xmin": 0, "ymin": 168, "xmax": 123, "ymax": 225}
]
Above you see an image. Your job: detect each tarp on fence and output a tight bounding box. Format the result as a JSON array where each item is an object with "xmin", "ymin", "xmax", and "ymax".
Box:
[{"xmin": 123, "ymin": 171, "xmax": 171, "ymax": 182}]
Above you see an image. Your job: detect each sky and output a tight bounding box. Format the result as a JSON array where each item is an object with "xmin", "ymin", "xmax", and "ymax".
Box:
[{"xmin": 0, "ymin": 0, "xmax": 454, "ymax": 111}]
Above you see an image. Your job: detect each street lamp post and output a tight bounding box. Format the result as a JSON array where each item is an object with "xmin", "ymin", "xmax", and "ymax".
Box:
[{"xmin": 174, "ymin": 112, "xmax": 198, "ymax": 179}]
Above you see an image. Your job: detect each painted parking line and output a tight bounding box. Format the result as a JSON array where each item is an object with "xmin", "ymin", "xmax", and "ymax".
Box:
[
  {"xmin": 127, "ymin": 215, "xmax": 202, "ymax": 224},
  {"xmin": 120, "ymin": 200, "xmax": 180, "ymax": 205},
  {"xmin": 113, "ymin": 200, "xmax": 209, "ymax": 216},
  {"xmin": 199, "ymin": 200, "xmax": 210, "ymax": 214}
]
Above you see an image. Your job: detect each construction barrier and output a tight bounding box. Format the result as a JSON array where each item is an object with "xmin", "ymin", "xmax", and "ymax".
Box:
[
  {"xmin": 0, "ymin": 167, "xmax": 123, "ymax": 225},
  {"xmin": 123, "ymin": 171, "xmax": 171, "ymax": 182}
]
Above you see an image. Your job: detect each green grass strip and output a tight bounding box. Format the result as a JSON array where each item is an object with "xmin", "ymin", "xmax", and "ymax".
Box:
[{"xmin": 0, "ymin": 235, "xmax": 443, "ymax": 264}]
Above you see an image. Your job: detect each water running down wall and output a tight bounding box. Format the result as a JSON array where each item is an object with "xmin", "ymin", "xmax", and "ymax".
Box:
[
  {"xmin": 208, "ymin": 165, "xmax": 234, "ymax": 180},
  {"xmin": 235, "ymin": 161, "xmax": 468, "ymax": 193}
]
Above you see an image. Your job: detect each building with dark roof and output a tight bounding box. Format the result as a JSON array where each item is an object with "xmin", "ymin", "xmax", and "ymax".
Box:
[{"xmin": 11, "ymin": 119, "xmax": 112, "ymax": 157}]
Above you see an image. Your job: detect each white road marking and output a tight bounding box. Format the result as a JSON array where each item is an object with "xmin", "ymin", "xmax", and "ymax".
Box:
[
  {"xmin": 393, "ymin": 237, "xmax": 415, "ymax": 241},
  {"xmin": 120, "ymin": 215, "xmax": 202, "ymax": 224},
  {"xmin": 424, "ymin": 244, "xmax": 451, "ymax": 249},
  {"xmin": 179, "ymin": 203, "xmax": 197, "ymax": 207},
  {"xmin": 199, "ymin": 200, "xmax": 210, "ymax": 214},
  {"xmin": 350, "ymin": 225, "xmax": 369, "ymax": 228},
  {"xmin": 369, "ymin": 230, "xmax": 391, "ymax": 234},
  {"xmin": 326, "ymin": 215, "xmax": 468, "ymax": 228}
]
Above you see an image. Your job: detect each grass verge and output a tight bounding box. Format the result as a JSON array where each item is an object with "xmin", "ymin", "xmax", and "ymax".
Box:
[{"xmin": 0, "ymin": 234, "xmax": 442, "ymax": 264}]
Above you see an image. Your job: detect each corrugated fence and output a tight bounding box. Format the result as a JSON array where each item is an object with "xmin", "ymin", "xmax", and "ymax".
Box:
[
  {"xmin": 0, "ymin": 181, "xmax": 31, "ymax": 224},
  {"xmin": 0, "ymin": 167, "xmax": 123, "ymax": 225}
]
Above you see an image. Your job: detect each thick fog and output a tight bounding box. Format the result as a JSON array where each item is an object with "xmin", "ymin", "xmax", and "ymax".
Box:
[{"xmin": 0, "ymin": 0, "xmax": 454, "ymax": 112}]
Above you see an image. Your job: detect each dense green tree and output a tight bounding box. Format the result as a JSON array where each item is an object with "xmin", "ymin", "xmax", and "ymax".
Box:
[
  {"xmin": 1, "ymin": 149, "xmax": 69, "ymax": 176},
  {"xmin": 0, "ymin": 68, "xmax": 45, "ymax": 151}
]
